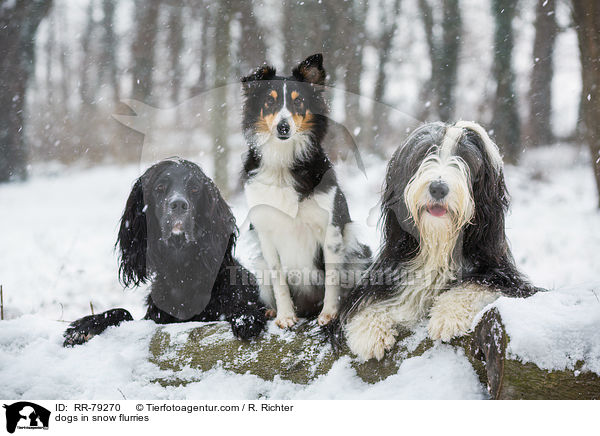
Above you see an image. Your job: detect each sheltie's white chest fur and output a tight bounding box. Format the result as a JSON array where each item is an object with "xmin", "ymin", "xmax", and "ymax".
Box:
[{"xmin": 245, "ymin": 171, "xmax": 333, "ymax": 273}]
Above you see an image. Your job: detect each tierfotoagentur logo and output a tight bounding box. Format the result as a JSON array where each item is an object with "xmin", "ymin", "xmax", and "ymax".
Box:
[{"xmin": 3, "ymin": 402, "xmax": 50, "ymax": 433}]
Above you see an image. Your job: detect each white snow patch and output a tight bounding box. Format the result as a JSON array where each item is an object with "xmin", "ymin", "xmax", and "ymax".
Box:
[
  {"xmin": 493, "ymin": 289, "xmax": 600, "ymax": 375},
  {"xmin": 0, "ymin": 143, "xmax": 599, "ymax": 399}
]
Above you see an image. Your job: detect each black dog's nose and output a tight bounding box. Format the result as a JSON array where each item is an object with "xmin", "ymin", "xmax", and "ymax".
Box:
[
  {"xmin": 429, "ymin": 180, "xmax": 449, "ymax": 200},
  {"xmin": 169, "ymin": 197, "xmax": 189, "ymax": 212},
  {"xmin": 277, "ymin": 120, "xmax": 290, "ymax": 137}
]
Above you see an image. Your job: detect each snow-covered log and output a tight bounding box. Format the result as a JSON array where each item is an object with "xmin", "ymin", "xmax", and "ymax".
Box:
[
  {"xmin": 466, "ymin": 308, "xmax": 600, "ymax": 399},
  {"xmin": 149, "ymin": 308, "xmax": 600, "ymax": 399}
]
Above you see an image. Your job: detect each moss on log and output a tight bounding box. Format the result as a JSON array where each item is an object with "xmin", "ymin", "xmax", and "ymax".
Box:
[{"xmin": 149, "ymin": 310, "xmax": 600, "ymax": 399}]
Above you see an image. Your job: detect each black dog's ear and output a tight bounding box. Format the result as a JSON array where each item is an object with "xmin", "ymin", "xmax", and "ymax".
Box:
[
  {"xmin": 241, "ymin": 64, "xmax": 276, "ymax": 93},
  {"xmin": 116, "ymin": 177, "xmax": 148, "ymax": 287},
  {"xmin": 292, "ymin": 53, "xmax": 326, "ymax": 85},
  {"xmin": 199, "ymin": 178, "xmax": 237, "ymax": 247}
]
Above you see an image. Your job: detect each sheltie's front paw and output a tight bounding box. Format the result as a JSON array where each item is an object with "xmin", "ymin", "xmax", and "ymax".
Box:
[
  {"xmin": 317, "ymin": 308, "xmax": 338, "ymax": 326},
  {"xmin": 275, "ymin": 312, "xmax": 298, "ymax": 329}
]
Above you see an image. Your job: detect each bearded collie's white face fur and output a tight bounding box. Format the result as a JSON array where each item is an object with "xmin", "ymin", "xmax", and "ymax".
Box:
[{"xmin": 341, "ymin": 121, "xmax": 526, "ymax": 361}]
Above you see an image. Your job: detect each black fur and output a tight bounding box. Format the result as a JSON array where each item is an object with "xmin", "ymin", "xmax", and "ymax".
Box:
[
  {"xmin": 241, "ymin": 54, "xmax": 331, "ymax": 200},
  {"xmin": 240, "ymin": 54, "xmax": 372, "ymax": 320},
  {"xmin": 333, "ymin": 122, "xmax": 541, "ymax": 345},
  {"xmin": 63, "ymin": 159, "xmax": 265, "ymax": 346}
]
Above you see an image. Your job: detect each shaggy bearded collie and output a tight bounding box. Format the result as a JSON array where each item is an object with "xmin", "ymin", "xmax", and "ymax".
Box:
[{"xmin": 337, "ymin": 121, "xmax": 540, "ymax": 360}]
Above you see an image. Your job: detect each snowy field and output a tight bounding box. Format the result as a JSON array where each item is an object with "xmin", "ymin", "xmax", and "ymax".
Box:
[{"xmin": 1, "ymin": 144, "xmax": 599, "ymax": 399}]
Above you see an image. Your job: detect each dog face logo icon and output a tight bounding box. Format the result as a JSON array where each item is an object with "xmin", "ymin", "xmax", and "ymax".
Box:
[{"xmin": 3, "ymin": 402, "xmax": 50, "ymax": 433}]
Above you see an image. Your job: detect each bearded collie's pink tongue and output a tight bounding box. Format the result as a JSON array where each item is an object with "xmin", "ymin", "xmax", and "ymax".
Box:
[{"xmin": 427, "ymin": 205, "xmax": 447, "ymax": 217}]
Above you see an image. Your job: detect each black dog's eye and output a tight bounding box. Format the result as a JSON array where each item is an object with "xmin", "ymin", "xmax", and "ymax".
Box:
[
  {"xmin": 156, "ymin": 184, "xmax": 165, "ymax": 192},
  {"xmin": 190, "ymin": 187, "xmax": 199, "ymax": 194}
]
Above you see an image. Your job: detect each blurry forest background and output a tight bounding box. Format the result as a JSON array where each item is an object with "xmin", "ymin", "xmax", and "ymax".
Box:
[{"xmin": 1, "ymin": 0, "xmax": 599, "ymax": 203}]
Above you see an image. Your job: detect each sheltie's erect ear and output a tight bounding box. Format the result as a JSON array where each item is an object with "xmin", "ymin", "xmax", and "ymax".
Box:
[
  {"xmin": 116, "ymin": 177, "xmax": 148, "ymax": 287},
  {"xmin": 241, "ymin": 65, "xmax": 277, "ymax": 93},
  {"xmin": 292, "ymin": 53, "xmax": 326, "ymax": 85}
]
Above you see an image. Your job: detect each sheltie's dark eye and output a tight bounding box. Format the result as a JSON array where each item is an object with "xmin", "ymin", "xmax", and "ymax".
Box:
[
  {"xmin": 265, "ymin": 95, "xmax": 275, "ymax": 106},
  {"xmin": 293, "ymin": 96, "xmax": 304, "ymax": 109}
]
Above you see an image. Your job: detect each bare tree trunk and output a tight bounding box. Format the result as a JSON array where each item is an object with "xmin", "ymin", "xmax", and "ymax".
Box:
[
  {"xmin": 0, "ymin": 0, "xmax": 53, "ymax": 182},
  {"xmin": 572, "ymin": 1, "xmax": 600, "ymax": 208},
  {"xmin": 167, "ymin": 5, "xmax": 184, "ymax": 103},
  {"xmin": 417, "ymin": 0, "xmax": 462, "ymax": 122},
  {"xmin": 131, "ymin": 0, "xmax": 160, "ymax": 103},
  {"xmin": 101, "ymin": 0, "xmax": 120, "ymax": 105},
  {"xmin": 79, "ymin": 2, "xmax": 96, "ymax": 106},
  {"xmin": 211, "ymin": 4, "xmax": 232, "ymax": 197},
  {"xmin": 417, "ymin": 0, "xmax": 436, "ymax": 120},
  {"xmin": 191, "ymin": 4, "xmax": 209, "ymax": 97},
  {"xmin": 45, "ymin": 12, "xmax": 54, "ymax": 108},
  {"xmin": 343, "ymin": 0, "xmax": 368, "ymax": 139},
  {"xmin": 527, "ymin": 0, "xmax": 557, "ymax": 146},
  {"xmin": 58, "ymin": 4, "xmax": 70, "ymax": 111},
  {"xmin": 438, "ymin": 0, "xmax": 462, "ymax": 122},
  {"xmin": 234, "ymin": 1, "xmax": 267, "ymax": 77},
  {"xmin": 282, "ymin": 0, "xmax": 295, "ymax": 71},
  {"xmin": 491, "ymin": 0, "xmax": 521, "ymax": 164},
  {"xmin": 371, "ymin": 0, "xmax": 402, "ymax": 153}
]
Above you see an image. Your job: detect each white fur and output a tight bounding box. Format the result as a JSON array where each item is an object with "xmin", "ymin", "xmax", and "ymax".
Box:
[
  {"xmin": 345, "ymin": 123, "xmax": 494, "ymax": 361},
  {"xmin": 344, "ymin": 250, "xmax": 452, "ymax": 361},
  {"xmin": 248, "ymin": 133, "xmax": 313, "ymax": 186},
  {"xmin": 319, "ymin": 224, "xmax": 344, "ymax": 325},
  {"xmin": 428, "ymin": 284, "xmax": 499, "ymax": 341},
  {"xmin": 439, "ymin": 125, "xmax": 464, "ymax": 160},
  {"xmin": 454, "ymin": 120, "xmax": 504, "ymax": 171},
  {"xmin": 272, "ymin": 82, "xmax": 297, "ymax": 137},
  {"xmin": 345, "ymin": 305, "xmax": 399, "ymax": 361},
  {"xmin": 245, "ymin": 137, "xmax": 356, "ymax": 327},
  {"xmin": 404, "ymin": 153, "xmax": 475, "ymax": 242}
]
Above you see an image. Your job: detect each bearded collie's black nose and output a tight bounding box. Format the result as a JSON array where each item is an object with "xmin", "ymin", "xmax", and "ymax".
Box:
[
  {"xmin": 169, "ymin": 197, "xmax": 189, "ymax": 212},
  {"xmin": 277, "ymin": 120, "xmax": 291, "ymax": 138},
  {"xmin": 429, "ymin": 180, "xmax": 449, "ymax": 200}
]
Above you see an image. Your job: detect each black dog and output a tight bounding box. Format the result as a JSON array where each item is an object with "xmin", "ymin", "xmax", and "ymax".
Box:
[{"xmin": 63, "ymin": 159, "xmax": 265, "ymax": 346}]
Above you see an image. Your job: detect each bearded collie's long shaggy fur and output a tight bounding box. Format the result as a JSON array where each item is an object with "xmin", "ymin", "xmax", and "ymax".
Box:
[
  {"xmin": 337, "ymin": 121, "xmax": 541, "ymax": 361},
  {"xmin": 240, "ymin": 54, "xmax": 371, "ymax": 329}
]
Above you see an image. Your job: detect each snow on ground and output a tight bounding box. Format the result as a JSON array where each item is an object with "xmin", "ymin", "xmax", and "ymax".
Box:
[{"xmin": 1, "ymin": 144, "xmax": 599, "ymax": 399}]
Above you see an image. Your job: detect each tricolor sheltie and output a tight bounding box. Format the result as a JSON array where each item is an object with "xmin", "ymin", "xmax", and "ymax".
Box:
[
  {"xmin": 240, "ymin": 54, "xmax": 371, "ymax": 328},
  {"xmin": 337, "ymin": 121, "xmax": 541, "ymax": 361}
]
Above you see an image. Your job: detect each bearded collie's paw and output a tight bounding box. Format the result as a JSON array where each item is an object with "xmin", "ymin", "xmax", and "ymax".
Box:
[
  {"xmin": 428, "ymin": 286, "xmax": 499, "ymax": 342},
  {"xmin": 427, "ymin": 310, "xmax": 471, "ymax": 342},
  {"xmin": 345, "ymin": 309, "xmax": 398, "ymax": 361}
]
